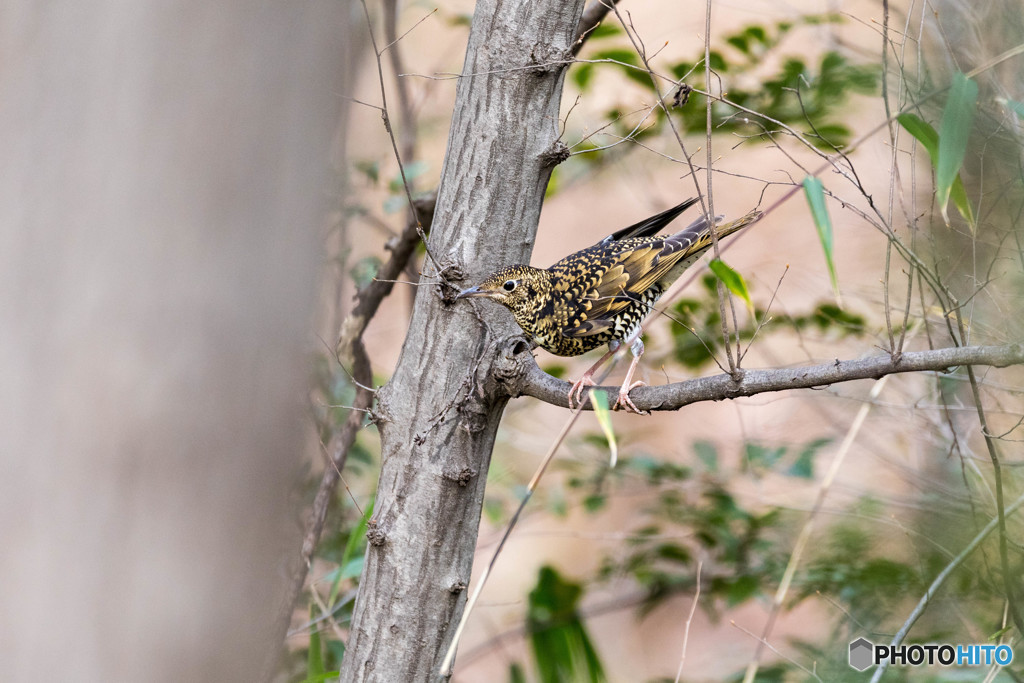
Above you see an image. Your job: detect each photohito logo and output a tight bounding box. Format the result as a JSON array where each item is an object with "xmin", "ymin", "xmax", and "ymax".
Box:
[{"xmin": 849, "ymin": 637, "xmax": 1014, "ymax": 671}]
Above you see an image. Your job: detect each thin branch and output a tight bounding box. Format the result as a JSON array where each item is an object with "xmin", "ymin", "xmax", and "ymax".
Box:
[
  {"xmin": 673, "ymin": 560, "xmax": 703, "ymax": 683},
  {"xmin": 572, "ymin": 0, "xmax": 622, "ymax": 56},
  {"xmin": 955, "ymin": 314, "xmax": 1024, "ymax": 635},
  {"xmin": 359, "ymin": 0, "xmax": 445, "ymax": 279},
  {"xmin": 510, "ymin": 343, "xmax": 1024, "ymax": 412}
]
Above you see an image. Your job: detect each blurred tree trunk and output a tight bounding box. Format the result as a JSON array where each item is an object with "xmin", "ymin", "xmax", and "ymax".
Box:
[
  {"xmin": 338, "ymin": 1, "xmax": 585, "ymax": 680},
  {"xmin": 0, "ymin": 2, "xmax": 346, "ymax": 682}
]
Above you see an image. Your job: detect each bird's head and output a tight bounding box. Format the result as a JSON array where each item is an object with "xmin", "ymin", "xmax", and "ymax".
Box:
[{"xmin": 455, "ymin": 265, "xmax": 549, "ymax": 319}]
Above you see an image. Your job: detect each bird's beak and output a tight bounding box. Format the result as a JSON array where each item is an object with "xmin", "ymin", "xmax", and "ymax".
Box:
[{"xmin": 456, "ymin": 285, "xmax": 490, "ymax": 299}]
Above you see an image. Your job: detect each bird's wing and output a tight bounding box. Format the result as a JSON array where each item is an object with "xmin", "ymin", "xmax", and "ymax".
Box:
[
  {"xmin": 559, "ymin": 208, "xmax": 763, "ymax": 339},
  {"xmin": 558, "ymin": 240, "xmax": 675, "ymax": 338},
  {"xmin": 600, "ymin": 197, "xmax": 699, "ymax": 244}
]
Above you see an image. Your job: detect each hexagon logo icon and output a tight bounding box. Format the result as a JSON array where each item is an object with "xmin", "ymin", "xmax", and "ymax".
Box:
[{"xmin": 849, "ymin": 637, "xmax": 874, "ymax": 671}]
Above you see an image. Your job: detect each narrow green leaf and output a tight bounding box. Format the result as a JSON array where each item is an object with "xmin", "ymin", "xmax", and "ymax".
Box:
[
  {"xmin": 802, "ymin": 176, "xmax": 841, "ymax": 305},
  {"xmin": 339, "ymin": 556, "xmax": 365, "ymax": 580},
  {"xmin": 896, "ymin": 113, "xmax": 975, "ymax": 230},
  {"xmin": 708, "ymin": 259, "xmax": 754, "ymax": 316},
  {"xmin": 936, "ymin": 73, "xmax": 978, "ymax": 227},
  {"xmin": 329, "ymin": 496, "xmax": 375, "ymax": 607},
  {"xmin": 307, "ymin": 610, "xmax": 325, "ymax": 677},
  {"xmin": 572, "ymin": 63, "xmax": 594, "ymax": 91},
  {"xmin": 896, "ymin": 112, "xmax": 938, "ymax": 157},
  {"xmin": 589, "ymin": 390, "xmax": 617, "ymax": 468},
  {"xmin": 509, "ymin": 662, "xmax": 528, "ymax": 683}
]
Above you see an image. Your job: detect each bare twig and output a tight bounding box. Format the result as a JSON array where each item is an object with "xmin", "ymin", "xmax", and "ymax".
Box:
[
  {"xmin": 359, "ymin": 0, "xmax": 445, "ymax": 279},
  {"xmin": 673, "ymin": 560, "xmax": 703, "ymax": 683},
  {"xmin": 572, "ymin": 0, "xmax": 622, "ymax": 56}
]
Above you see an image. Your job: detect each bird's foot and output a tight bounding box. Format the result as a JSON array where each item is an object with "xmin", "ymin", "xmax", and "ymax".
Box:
[
  {"xmin": 567, "ymin": 375, "xmax": 598, "ymax": 409},
  {"xmin": 613, "ymin": 380, "xmax": 648, "ymax": 415}
]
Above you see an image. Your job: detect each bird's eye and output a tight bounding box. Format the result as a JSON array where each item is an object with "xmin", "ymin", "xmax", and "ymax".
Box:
[{"xmin": 502, "ymin": 280, "xmax": 517, "ymax": 292}]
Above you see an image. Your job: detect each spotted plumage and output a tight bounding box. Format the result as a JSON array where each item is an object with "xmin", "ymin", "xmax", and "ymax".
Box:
[{"xmin": 457, "ymin": 198, "xmax": 762, "ymax": 413}]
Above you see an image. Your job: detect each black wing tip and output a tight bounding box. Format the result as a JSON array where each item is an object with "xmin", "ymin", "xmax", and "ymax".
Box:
[{"xmin": 605, "ymin": 197, "xmax": 700, "ymax": 243}]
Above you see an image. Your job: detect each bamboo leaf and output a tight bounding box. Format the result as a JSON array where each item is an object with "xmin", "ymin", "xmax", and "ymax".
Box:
[
  {"xmin": 896, "ymin": 113, "xmax": 975, "ymax": 230},
  {"xmin": 936, "ymin": 72, "xmax": 978, "ymax": 227},
  {"xmin": 896, "ymin": 112, "xmax": 938, "ymax": 157},
  {"xmin": 306, "ymin": 608, "xmax": 325, "ymax": 678},
  {"xmin": 802, "ymin": 176, "xmax": 841, "ymax": 304},
  {"xmin": 329, "ymin": 495, "xmax": 375, "ymax": 607},
  {"xmin": 708, "ymin": 259, "xmax": 754, "ymax": 316},
  {"xmin": 589, "ymin": 390, "xmax": 617, "ymax": 468}
]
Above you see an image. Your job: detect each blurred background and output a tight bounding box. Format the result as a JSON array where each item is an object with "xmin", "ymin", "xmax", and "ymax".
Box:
[{"xmin": 3, "ymin": 0, "xmax": 1022, "ymax": 681}]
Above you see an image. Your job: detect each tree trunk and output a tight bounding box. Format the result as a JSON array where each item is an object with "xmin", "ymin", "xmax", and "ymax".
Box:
[{"xmin": 338, "ymin": 1, "xmax": 585, "ymax": 680}]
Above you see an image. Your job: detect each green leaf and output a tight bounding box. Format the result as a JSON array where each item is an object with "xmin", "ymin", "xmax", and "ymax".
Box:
[
  {"xmin": 350, "ymin": 255, "xmax": 381, "ymax": 289},
  {"xmin": 802, "ymin": 176, "xmax": 841, "ymax": 304},
  {"xmin": 724, "ymin": 574, "xmax": 761, "ymax": 606},
  {"xmin": 300, "ymin": 673, "xmax": 342, "ymax": 683},
  {"xmin": 307, "ymin": 610, "xmax": 325, "ymax": 677},
  {"xmin": 586, "ymin": 23, "xmax": 622, "ymax": 40},
  {"xmin": 591, "ymin": 48, "xmax": 639, "ymax": 66},
  {"xmin": 744, "ymin": 443, "xmax": 787, "ymax": 472},
  {"xmin": 708, "ymin": 259, "xmax": 754, "ymax": 316},
  {"xmin": 896, "ymin": 112, "xmax": 975, "ymax": 230},
  {"xmin": 583, "ymin": 493, "xmax": 606, "ymax": 512},
  {"xmin": 353, "ymin": 159, "xmax": 379, "ymax": 185},
  {"xmin": 589, "ymin": 389, "xmax": 617, "ymax": 468},
  {"xmin": 543, "ymin": 363, "xmax": 567, "ymax": 379},
  {"xmin": 545, "ymin": 167, "xmax": 560, "ymax": 199},
  {"xmin": 528, "ymin": 567, "xmax": 607, "ymax": 683},
  {"xmin": 509, "ymin": 662, "xmax": 528, "ymax": 683},
  {"xmin": 694, "ymin": 440, "xmax": 718, "ymax": 473},
  {"xmin": 787, "ymin": 437, "xmax": 831, "ymax": 478},
  {"xmin": 329, "ymin": 496, "xmax": 374, "ymax": 607},
  {"xmin": 572, "ymin": 63, "xmax": 594, "ymax": 91},
  {"xmin": 726, "ymin": 34, "xmax": 750, "ymax": 55},
  {"xmin": 326, "ymin": 640, "xmax": 345, "ymax": 667},
  {"xmin": 339, "ymin": 556, "xmax": 364, "ymax": 580},
  {"xmin": 388, "ymin": 160, "xmax": 429, "ymax": 192},
  {"xmin": 936, "ymin": 73, "xmax": 978, "ymax": 228},
  {"xmin": 896, "ymin": 112, "xmax": 939, "ymax": 156}
]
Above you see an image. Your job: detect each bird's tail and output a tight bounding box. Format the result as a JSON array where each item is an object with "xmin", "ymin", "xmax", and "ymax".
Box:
[{"xmin": 677, "ymin": 208, "xmax": 763, "ymax": 240}]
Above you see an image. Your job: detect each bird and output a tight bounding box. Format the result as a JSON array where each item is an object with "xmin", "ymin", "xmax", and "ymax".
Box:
[{"xmin": 456, "ymin": 198, "xmax": 762, "ymax": 413}]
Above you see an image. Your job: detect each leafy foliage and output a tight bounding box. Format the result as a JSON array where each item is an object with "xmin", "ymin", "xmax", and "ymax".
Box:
[
  {"xmin": 593, "ymin": 437, "xmax": 837, "ymax": 618},
  {"xmin": 670, "ymin": 275, "xmax": 866, "ymax": 369},
  {"xmin": 526, "ymin": 567, "xmax": 608, "ymax": 683},
  {"xmin": 570, "ymin": 16, "xmax": 878, "ymax": 157}
]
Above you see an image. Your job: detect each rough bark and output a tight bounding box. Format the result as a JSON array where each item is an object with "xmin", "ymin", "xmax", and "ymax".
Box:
[{"xmin": 338, "ymin": 1, "xmax": 586, "ymax": 681}]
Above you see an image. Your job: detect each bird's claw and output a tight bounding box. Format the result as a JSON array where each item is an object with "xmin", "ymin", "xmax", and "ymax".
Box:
[
  {"xmin": 613, "ymin": 381, "xmax": 649, "ymax": 415},
  {"xmin": 567, "ymin": 375, "xmax": 598, "ymax": 409}
]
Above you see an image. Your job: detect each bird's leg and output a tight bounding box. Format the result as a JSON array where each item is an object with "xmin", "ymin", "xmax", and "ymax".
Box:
[
  {"xmin": 613, "ymin": 333, "xmax": 648, "ymax": 415},
  {"xmin": 568, "ymin": 341, "xmax": 620, "ymax": 409}
]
